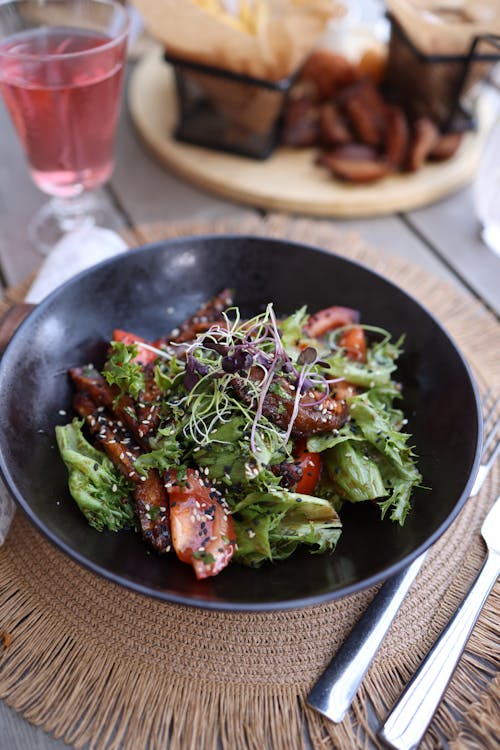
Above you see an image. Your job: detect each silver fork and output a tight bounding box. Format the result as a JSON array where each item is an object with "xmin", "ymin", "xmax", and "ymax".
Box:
[
  {"xmin": 378, "ymin": 492, "xmax": 500, "ymax": 749},
  {"xmin": 307, "ymin": 390, "xmax": 499, "ymax": 725}
]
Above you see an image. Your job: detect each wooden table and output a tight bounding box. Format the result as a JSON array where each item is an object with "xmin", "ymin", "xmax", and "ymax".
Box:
[{"xmin": 0, "ymin": 64, "xmax": 499, "ymax": 749}]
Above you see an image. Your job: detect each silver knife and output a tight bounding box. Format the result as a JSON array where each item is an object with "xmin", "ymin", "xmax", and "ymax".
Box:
[
  {"xmin": 307, "ymin": 552, "xmax": 427, "ymax": 723},
  {"xmin": 378, "ymin": 495, "xmax": 500, "ymax": 750}
]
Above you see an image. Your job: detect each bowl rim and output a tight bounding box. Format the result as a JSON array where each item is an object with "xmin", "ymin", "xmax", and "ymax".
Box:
[{"xmin": 0, "ymin": 233, "xmax": 484, "ymax": 610}]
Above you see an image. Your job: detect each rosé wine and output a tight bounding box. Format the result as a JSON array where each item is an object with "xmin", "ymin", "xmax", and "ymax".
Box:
[{"xmin": 0, "ymin": 27, "xmax": 126, "ymax": 197}]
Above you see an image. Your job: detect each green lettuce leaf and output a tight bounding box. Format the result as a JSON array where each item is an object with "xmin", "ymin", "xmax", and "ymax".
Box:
[
  {"xmin": 56, "ymin": 419, "xmax": 134, "ymax": 532},
  {"xmin": 323, "ymin": 442, "xmax": 386, "ymax": 502},
  {"xmin": 232, "ymin": 488, "xmax": 342, "ymax": 566}
]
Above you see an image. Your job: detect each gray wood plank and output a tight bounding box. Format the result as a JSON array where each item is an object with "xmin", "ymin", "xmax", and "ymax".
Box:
[
  {"xmin": 333, "ymin": 215, "xmax": 465, "ymax": 288},
  {"xmin": 0, "ymin": 701, "xmax": 68, "ymax": 750},
  {"xmin": 405, "ymin": 187, "xmax": 500, "ymax": 316},
  {"xmin": 0, "ymin": 101, "xmax": 127, "ymax": 289},
  {"xmin": 0, "ymin": 102, "xmax": 45, "ymax": 287}
]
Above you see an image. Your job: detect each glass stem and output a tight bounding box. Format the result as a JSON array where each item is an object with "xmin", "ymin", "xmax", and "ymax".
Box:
[{"xmin": 50, "ymin": 193, "xmax": 98, "ymax": 232}]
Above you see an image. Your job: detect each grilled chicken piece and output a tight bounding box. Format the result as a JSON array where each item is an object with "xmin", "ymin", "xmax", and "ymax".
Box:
[
  {"xmin": 162, "ymin": 288, "xmax": 234, "ymax": 345},
  {"xmin": 74, "ymin": 392, "xmax": 171, "ymax": 554},
  {"xmin": 232, "ymin": 366, "xmax": 349, "ymax": 437}
]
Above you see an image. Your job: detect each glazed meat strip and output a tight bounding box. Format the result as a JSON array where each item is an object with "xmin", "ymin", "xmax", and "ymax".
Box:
[
  {"xmin": 69, "ymin": 366, "xmax": 160, "ymax": 450},
  {"xmin": 271, "ymin": 459, "xmax": 304, "ymax": 489},
  {"xmin": 73, "ymin": 391, "xmax": 142, "ymax": 479},
  {"xmin": 158, "ymin": 288, "xmax": 234, "ymax": 345},
  {"xmin": 232, "ymin": 366, "xmax": 349, "ymax": 437},
  {"xmin": 134, "ymin": 363, "xmax": 163, "ymax": 444},
  {"xmin": 73, "ymin": 391, "xmax": 171, "ymax": 554}
]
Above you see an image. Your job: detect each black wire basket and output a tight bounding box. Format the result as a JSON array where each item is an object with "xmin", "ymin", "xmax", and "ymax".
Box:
[
  {"xmin": 164, "ymin": 52, "xmax": 298, "ymax": 160},
  {"xmin": 385, "ymin": 14, "xmax": 500, "ymax": 132}
]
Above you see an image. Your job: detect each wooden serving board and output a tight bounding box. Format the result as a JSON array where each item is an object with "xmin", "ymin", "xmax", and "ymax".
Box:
[{"xmin": 128, "ymin": 48, "xmax": 492, "ymax": 218}]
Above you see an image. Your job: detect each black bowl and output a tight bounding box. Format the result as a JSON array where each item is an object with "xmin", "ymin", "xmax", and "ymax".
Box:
[{"xmin": 0, "ymin": 235, "xmax": 482, "ymax": 610}]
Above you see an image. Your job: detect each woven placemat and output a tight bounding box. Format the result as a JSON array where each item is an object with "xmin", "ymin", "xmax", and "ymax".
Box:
[{"xmin": 0, "ymin": 215, "xmax": 499, "ymax": 750}]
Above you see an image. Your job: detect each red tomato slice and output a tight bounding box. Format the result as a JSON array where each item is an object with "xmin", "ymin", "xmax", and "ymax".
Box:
[
  {"xmin": 337, "ymin": 325, "xmax": 367, "ymax": 362},
  {"xmin": 112, "ymin": 329, "xmax": 158, "ymax": 366},
  {"xmin": 165, "ymin": 468, "xmax": 236, "ymax": 580},
  {"xmin": 303, "ymin": 306, "xmax": 360, "ymax": 338},
  {"xmin": 293, "ymin": 439, "xmax": 322, "ymax": 495}
]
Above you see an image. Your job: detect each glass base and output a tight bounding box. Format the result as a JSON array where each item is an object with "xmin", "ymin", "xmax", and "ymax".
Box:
[
  {"xmin": 481, "ymin": 224, "xmax": 500, "ymax": 258},
  {"xmin": 28, "ymin": 191, "xmax": 121, "ymax": 255}
]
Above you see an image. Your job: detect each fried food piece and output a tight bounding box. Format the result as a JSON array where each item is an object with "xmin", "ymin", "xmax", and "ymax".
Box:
[
  {"xmin": 385, "ymin": 105, "xmax": 410, "ymax": 168},
  {"xmin": 428, "ymin": 131, "xmax": 464, "ymax": 161},
  {"xmin": 341, "ymin": 80, "xmax": 387, "ymax": 146},
  {"xmin": 74, "ymin": 392, "xmax": 171, "ymax": 554},
  {"xmin": 319, "ymin": 102, "xmax": 352, "ymax": 146},
  {"xmin": 319, "ymin": 144, "xmax": 392, "ymax": 183},
  {"xmin": 282, "ymin": 96, "xmax": 320, "ymax": 147},
  {"xmin": 300, "ymin": 49, "xmax": 359, "ymax": 100},
  {"xmin": 231, "ymin": 366, "xmax": 349, "ymax": 437},
  {"xmin": 356, "ymin": 48, "xmax": 387, "ymax": 83},
  {"xmin": 407, "ymin": 117, "xmax": 440, "ymax": 172}
]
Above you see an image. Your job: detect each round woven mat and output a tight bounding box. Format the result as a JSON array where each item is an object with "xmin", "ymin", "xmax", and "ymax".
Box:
[{"xmin": 0, "ymin": 215, "xmax": 499, "ymax": 750}]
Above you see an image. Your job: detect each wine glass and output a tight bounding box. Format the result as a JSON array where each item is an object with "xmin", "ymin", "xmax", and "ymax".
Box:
[{"xmin": 0, "ymin": 0, "xmax": 129, "ymax": 254}]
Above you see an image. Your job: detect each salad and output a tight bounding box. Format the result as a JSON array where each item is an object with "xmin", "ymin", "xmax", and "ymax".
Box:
[{"xmin": 56, "ymin": 290, "xmax": 422, "ymax": 580}]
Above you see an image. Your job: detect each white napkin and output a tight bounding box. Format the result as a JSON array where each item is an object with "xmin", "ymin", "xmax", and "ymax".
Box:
[
  {"xmin": 0, "ymin": 226, "xmax": 128, "ymax": 545},
  {"xmin": 25, "ymin": 225, "xmax": 127, "ymax": 303}
]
